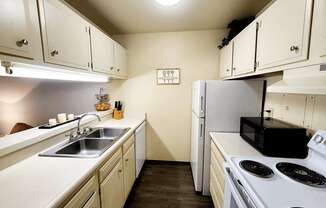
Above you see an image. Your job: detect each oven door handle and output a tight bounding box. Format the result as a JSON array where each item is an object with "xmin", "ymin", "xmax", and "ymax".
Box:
[{"xmin": 224, "ymin": 166, "xmax": 249, "ymax": 208}]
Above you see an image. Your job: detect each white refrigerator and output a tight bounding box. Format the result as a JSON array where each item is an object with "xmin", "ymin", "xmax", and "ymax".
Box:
[{"xmin": 191, "ymin": 80, "xmax": 266, "ymax": 195}]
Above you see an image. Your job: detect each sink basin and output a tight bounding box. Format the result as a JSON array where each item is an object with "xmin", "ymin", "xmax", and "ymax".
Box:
[
  {"xmin": 86, "ymin": 127, "xmax": 130, "ymax": 139},
  {"xmin": 39, "ymin": 127, "xmax": 130, "ymax": 158},
  {"xmin": 55, "ymin": 139, "xmax": 114, "ymax": 157}
]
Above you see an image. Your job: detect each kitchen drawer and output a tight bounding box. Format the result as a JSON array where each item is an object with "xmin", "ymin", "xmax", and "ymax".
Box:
[
  {"xmin": 211, "ymin": 151, "xmax": 225, "ymax": 189},
  {"xmin": 210, "ymin": 166, "xmax": 224, "ymax": 208},
  {"xmin": 123, "ymin": 135, "xmax": 135, "ymax": 154},
  {"xmin": 82, "ymin": 191, "xmax": 100, "ymax": 208},
  {"xmin": 99, "ymin": 148, "xmax": 122, "ymax": 183},
  {"xmin": 64, "ymin": 175, "xmax": 99, "ymax": 208},
  {"xmin": 211, "ymin": 141, "xmax": 226, "ymax": 167}
]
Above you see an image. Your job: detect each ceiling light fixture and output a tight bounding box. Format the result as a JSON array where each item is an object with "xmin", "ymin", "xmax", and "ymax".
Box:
[{"xmin": 155, "ymin": 0, "xmax": 181, "ymax": 6}]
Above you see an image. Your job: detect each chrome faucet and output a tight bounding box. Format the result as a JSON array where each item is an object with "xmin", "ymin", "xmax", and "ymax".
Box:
[{"xmin": 77, "ymin": 113, "xmax": 101, "ymax": 135}]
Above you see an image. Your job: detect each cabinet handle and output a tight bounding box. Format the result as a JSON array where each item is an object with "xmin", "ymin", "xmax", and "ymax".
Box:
[
  {"xmin": 117, "ymin": 68, "xmax": 120, "ymax": 72},
  {"xmin": 226, "ymin": 69, "xmax": 230, "ymax": 72},
  {"xmin": 16, "ymin": 39, "xmax": 29, "ymax": 47},
  {"xmin": 233, "ymin": 67, "xmax": 236, "ymax": 71},
  {"xmin": 51, "ymin": 50, "xmax": 59, "ymax": 56},
  {"xmin": 110, "ymin": 67, "xmax": 114, "ymax": 70},
  {"xmin": 290, "ymin": 45, "xmax": 299, "ymax": 52},
  {"xmin": 125, "ymin": 158, "xmax": 129, "ymax": 162}
]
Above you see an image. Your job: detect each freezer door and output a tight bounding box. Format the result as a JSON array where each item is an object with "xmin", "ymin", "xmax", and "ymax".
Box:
[
  {"xmin": 190, "ymin": 112, "xmax": 205, "ymax": 192},
  {"xmin": 192, "ymin": 80, "xmax": 206, "ymax": 118}
]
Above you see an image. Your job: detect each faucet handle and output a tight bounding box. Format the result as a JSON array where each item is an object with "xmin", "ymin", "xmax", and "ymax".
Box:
[
  {"xmin": 65, "ymin": 131, "xmax": 78, "ymax": 139},
  {"xmin": 83, "ymin": 127, "xmax": 92, "ymax": 134}
]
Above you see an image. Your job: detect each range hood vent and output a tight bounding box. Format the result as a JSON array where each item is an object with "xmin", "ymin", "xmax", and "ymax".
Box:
[{"xmin": 267, "ymin": 64, "xmax": 326, "ymax": 95}]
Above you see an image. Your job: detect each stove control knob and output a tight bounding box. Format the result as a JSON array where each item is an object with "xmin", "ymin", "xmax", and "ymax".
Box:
[{"xmin": 314, "ymin": 135, "xmax": 324, "ymax": 144}]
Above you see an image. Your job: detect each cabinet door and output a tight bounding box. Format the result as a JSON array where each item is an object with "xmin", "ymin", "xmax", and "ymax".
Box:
[
  {"xmin": 114, "ymin": 42, "xmax": 127, "ymax": 77},
  {"xmin": 90, "ymin": 26, "xmax": 115, "ymax": 74},
  {"xmin": 0, "ymin": 0, "xmax": 41, "ymax": 59},
  {"xmin": 39, "ymin": 0, "xmax": 91, "ymax": 70},
  {"xmin": 256, "ymin": 0, "xmax": 312, "ymax": 70},
  {"xmin": 123, "ymin": 144, "xmax": 136, "ymax": 199},
  {"xmin": 100, "ymin": 159, "xmax": 124, "ymax": 208},
  {"xmin": 64, "ymin": 176, "xmax": 99, "ymax": 208},
  {"xmin": 309, "ymin": 0, "xmax": 326, "ymax": 59},
  {"xmin": 83, "ymin": 192, "xmax": 100, "ymax": 208},
  {"xmin": 233, "ymin": 22, "xmax": 257, "ymax": 76},
  {"xmin": 219, "ymin": 43, "xmax": 233, "ymax": 78}
]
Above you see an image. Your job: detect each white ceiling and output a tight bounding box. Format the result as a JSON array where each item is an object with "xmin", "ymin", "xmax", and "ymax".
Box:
[{"xmin": 66, "ymin": 0, "xmax": 271, "ymax": 34}]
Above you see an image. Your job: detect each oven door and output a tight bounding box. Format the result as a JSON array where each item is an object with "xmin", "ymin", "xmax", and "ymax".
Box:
[{"xmin": 224, "ymin": 164, "xmax": 257, "ymax": 208}]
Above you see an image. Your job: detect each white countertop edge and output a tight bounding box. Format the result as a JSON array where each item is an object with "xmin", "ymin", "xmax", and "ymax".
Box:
[
  {"xmin": 0, "ymin": 110, "xmax": 113, "ymax": 157},
  {"xmin": 46, "ymin": 117, "xmax": 146, "ymax": 207}
]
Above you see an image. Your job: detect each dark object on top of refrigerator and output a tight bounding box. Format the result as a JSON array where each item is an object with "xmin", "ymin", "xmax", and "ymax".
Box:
[
  {"xmin": 240, "ymin": 117, "xmax": 309, "ymax": 158},
  {"xmin": 218, "ymin": 16, "xmax": 255, "ymax": 49}
]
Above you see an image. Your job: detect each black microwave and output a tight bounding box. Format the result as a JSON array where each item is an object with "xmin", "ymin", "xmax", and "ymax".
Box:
[{"xmin": 240, "ymin": 117, "xmax": 308, "ymax": 158}]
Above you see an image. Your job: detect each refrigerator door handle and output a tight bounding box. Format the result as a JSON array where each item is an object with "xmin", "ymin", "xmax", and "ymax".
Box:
[{"xmin": 200, "ymin": 96, "xmax": 204, "ymax": 114}]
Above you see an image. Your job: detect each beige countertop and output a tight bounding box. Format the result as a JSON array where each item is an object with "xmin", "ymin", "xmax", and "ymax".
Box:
[
  {"xmin": 209, "ymin": 132, "xmax": 262, "ymax": 160},
  {"xmin": 0, "ymin": 114, "xmax": 145, "ymax": 208}
]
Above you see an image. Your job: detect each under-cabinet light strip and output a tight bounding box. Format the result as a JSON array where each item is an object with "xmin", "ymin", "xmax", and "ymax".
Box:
[{"xmin": 0, "ymin": 62, "xmax": 108, "ymax": 83}]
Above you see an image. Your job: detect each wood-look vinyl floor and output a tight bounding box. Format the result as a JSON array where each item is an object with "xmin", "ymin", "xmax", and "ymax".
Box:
[{"xmin": 124, "ymin": 161, "xmax": 214, "ymax": 208}]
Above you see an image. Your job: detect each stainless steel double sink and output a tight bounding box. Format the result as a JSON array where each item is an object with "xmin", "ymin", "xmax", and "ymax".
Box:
[{"xmin": 39, "ymin": 127, "xmax": 130, "ymax": 158}]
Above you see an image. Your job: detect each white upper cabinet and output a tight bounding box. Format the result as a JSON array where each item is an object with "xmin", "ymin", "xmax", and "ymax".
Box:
[
  {"xmin": 0, "ymin": 0, "xmax": 42, "ymax": 60},
  {"xmin": 232, "ymin": 22, "xmax": 257, "ymax": 76},
  {"xmin": 38, "ymin": 0, "xmax": 92, "ymax": 70},
  {"xmin": 219, "ymin": 42, "xmax": 233, "ymax": 78},
  {"xmin": 256, "ymin": 0, "xmax": 313, "ymax": 70},
  {"xmin": 90, "ymin": 26, "xmax": 115, "ymax": 74},
  {"xmin": 114, "ymin": 42, "xmax": 128, "ymax": 78},
  {"xmin": 309, "ymin": 0, "xmax": 326, "ymax": 60}
]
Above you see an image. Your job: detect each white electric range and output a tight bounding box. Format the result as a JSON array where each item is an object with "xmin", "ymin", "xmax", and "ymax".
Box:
[{"xmin": 224, "ymin": 130, "xmax": 326, "ymax": 208}]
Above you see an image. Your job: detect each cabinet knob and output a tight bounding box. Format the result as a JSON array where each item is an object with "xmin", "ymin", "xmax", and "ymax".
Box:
[
  {"xmin": 118, "ymin": 169, "xmax": 122, "ymax": 173},
  {"xmin": 125, "ymin": 158, "xmax": 129, "ymax": 162},
  {"xmin": 117, "ymin": 68, "xmax": 120, "ymax": 72},
  {"xmin": 233, "ymin": 67, "xmax": 236, "ymax": 71},
  {"xmin": 226, "ymin": 69, "xmax": 230, "ymax": 72},
  {"xmin": 290, "ymin": 45, "xmax": 299, "ymax": 52},
  {"xmin": 51, "ymin": 50, "xmax": 59, "ymax": 56},
  {"xmin": 110, "ymin": 67, "xmax": 114, "ymax": 70},
  {"xmin": 16, "ymin": 39, "xmax": 29, "ymax": 47}
]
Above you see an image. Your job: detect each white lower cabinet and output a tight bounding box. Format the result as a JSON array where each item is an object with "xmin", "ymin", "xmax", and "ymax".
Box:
[
  {"xmin": 0, "ymin": 0, "xmax": 42, "ymax": 60},
  {"xmin": 210, "ymin": 141, "xmax": 225, "ymax": 208},
  {"xmin": 99, "ymin": 135, "xmax": 136, "ymax": 208},
  {"xmin": 64, "ymin": 175, "xmax": 100, "ymax": 208},
  {"xmin": 232, "ymin": 22, "xmax": 257, "ymax": 76},
  {"xmin": 38, "ymin": 0, "xmax": 92, "ymax": 70},
  {"xmin": 58, "ymin": 134, "xmax": 138, "ymax": 208},
  {"xmin": 100, "ymin": 158, "xmax": 125, "ymax": 208},
  {"xmin": 256, "ymin": 0, "xmax": 313, "ymax": 70},
  {"xmin": 123, "ymin": 143, "xmax": 136, "ymax": 199}
]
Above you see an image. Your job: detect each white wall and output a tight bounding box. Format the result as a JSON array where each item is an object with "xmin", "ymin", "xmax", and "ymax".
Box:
[
  {"xmin": 110, "ymin": 30, "xmax": 225, "ymax": 161},
  {"xmin": 0, "ymin": 77, "xmax": 108, "ymax": 136}
]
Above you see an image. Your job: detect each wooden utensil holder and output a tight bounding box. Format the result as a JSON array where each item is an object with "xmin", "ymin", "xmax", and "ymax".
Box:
[{"xmin": 113, "ymin": 109, "xmax": 123, "ymax": 120}]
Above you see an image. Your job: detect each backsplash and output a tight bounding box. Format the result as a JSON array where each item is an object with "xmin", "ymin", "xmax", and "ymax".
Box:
[
  {"xmin": 0, "ymin": 77, "xmax": 108, "ymax": 136},
  {"xmin": 265, "ymin": 93, "xmax": 326, "ymax": 131}
]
